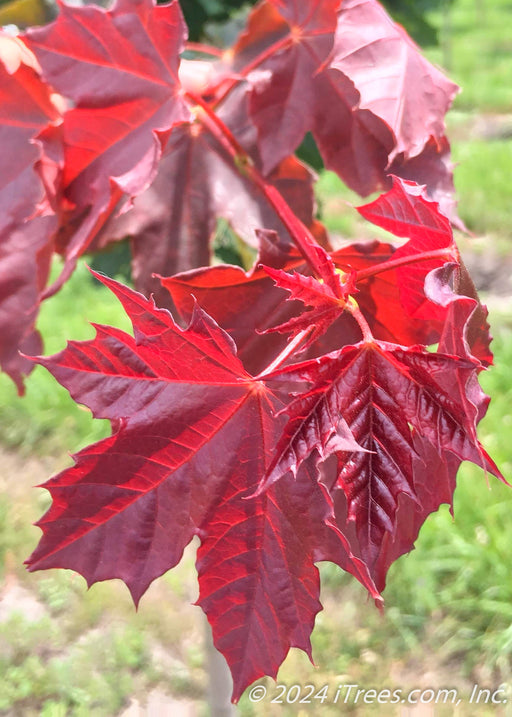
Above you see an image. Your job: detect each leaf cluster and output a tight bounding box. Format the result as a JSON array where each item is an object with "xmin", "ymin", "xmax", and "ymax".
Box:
[{"xmin": 0, "ymin": 0, "xmax": 505, "ymax": 701}]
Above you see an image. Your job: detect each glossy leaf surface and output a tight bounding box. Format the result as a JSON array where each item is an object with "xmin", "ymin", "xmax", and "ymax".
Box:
[
  {"xmin": 24, "ymin": 0, "xmax": 191, "ymax": 291},
  {"xmin": 265, "ymin": 340, "xmax": 503, "ymax": 569},
  {"xmin": 0, "ymin": 33, "xmax": 60, "ymax": 391},
  {"xmin": 27, "ymin": 273, "xmax": 379, "ymax": 700}
]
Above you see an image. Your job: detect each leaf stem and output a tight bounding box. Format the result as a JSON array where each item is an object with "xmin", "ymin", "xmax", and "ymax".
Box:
[
  {"xmin": 213, "ymin": 33, "xmax": 293, "ymax": 107},
  {"xmin": 184, "ymin": 42, "xmax": 224, "ymax": 57},
  {"xmin": 185, "ymin": 90, "xmax": 329, "ymax": 279},
  {"xmin": 346, "ymin": 301, "xmax": 374, "ymax": 343},
  {"xmin": 355, "ymin": 247, "xmax": 457, "ymax": 282},
  {"xmin": 186, "ymin": 90, "xmax": 247, "ymax": 155},
  {"xmin": 255, "ymin": 327, "xmax": 313, "ymax": 379}
]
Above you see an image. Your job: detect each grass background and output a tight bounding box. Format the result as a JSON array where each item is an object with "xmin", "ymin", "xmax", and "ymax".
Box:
[{"xmin": 1, "ymin": 0, "xmax": 512, "ymax": 713}]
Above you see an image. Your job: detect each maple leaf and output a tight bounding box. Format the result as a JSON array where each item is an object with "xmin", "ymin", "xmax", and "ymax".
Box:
[
  {"xmin": 322, "ymin": 0, "xmax": 459, "ymax": 205},
  {"xmin": 333, "ymin": 0, "xmax": 458, "ymax": 163},
  {"xmin": 260, "ymin": 340, "xmax": 503, "ymax": 569},
  {"xmin": 94, "ymin": 127, "xmax": 325, "ymax": 306},
  {"xmin": 228, "ymin": 0, "xmax": 341, "ymax": 175},
  {"xmin": 162, "ymin": 178, "xmax": 462, "ymax": 369},
  {"xmin": 357, "ymin": 177, "xmax": 457, "ymax": 320},
  {"xmin": 0, "ymin": 32, "xmax": 60, "ymax": 392},
  {"xmin": 332, "ymin": 179, "xmax": 489, "ymax": 353},
  {"xmin": 222, "ymin": 0, "xmax": 457, "ymax": 202},
  {"xmin": 388, "ymin": 135, "xmax": 462, "ymax": 228},
  {"xmin": 24, "ymin": 0, "xmax": 191, "ymax": 295},
  {"xmin": 334, "ymin": 274, "xmax": 498, "ymax": 589},
  {"xmin": 259, "ymin": 264, "xmax": 347, "ymax": 344},
  {"xmin": 160, "ymin": 234, "xmax": 367, "ymax": 374},
  {"xmin": 27, "ymin": 272, "xmax": 379, "ymax": 701}
]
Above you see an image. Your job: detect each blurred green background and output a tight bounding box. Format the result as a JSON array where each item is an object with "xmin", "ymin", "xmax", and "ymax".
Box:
[{"xmin": 1, "ymin": 0, "xmax": 512, "ymax": 714}]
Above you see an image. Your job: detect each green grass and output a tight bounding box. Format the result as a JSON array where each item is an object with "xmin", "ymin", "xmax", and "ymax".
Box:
[
  {"xmin": 451, "ymin": 137, "xmax": 512, "ymax": 236},
  {"xmin": 0, "ymin": 261, "xmax": 132, "ymax": 456},
  {"xmin": 318, "ymin": 129, "xmax": 512, "ymax": 242},
  {"xmin": 425, "ymin": 0, "xmax": 512, "ymax": 112},
  {"xmin": 0, "ymin": 616, "xmax": 152, "ymax": 716}
]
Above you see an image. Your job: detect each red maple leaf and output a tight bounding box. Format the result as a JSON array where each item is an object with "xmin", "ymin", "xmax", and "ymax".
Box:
[
  {"xmin": 357, "ymin": 177, "xmax": 457, "ymax": 319},
  {"xmin": 24, "ymin": 0, "xmax": 191, "ymax": 295},
  {"xmin": 336, "ymin": 272, "xmax": 496, "ymax": 590},
  {"xmin": 355, "ymin": 179, "xmax": 491, "ymax": 364},
  {"xmin": 220, "ymin": 0, "xmax": 458, "ymax": 204},
  {"xmin": 1, "ymin": 1, "xmax": 502, "ymax": 703},
  {"xmin": 228, "ymin": 0, "xmax": 340, "ymax": 175},
  {"xmin": 333, "ymin": 0, "xmax": 457, "ymax": 163},
  {"xmin": 260, "ymin": 339, "xmax": 503, "ymax": 570},
  {"xmin": 162, "ymin": 178, "xmax": 487, "ymax": 370},
  {"xmin": 95, "ymin": 135, "xmax": 325, "ymax": 307},
  {"xmin": 0, "ymin": 33, "xmax": 61, "ymax": 392},
  {"xmin": 27, "ymin": 272, "xmax": 379, "ymax": 700}
]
